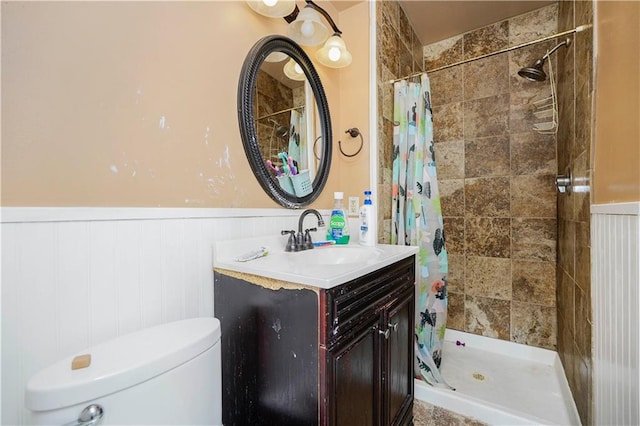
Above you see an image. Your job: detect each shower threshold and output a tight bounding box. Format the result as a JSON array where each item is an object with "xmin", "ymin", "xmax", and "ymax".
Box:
[{"xmin": 414, "ymin": 329, "xmax": 581, "ymax": 425}]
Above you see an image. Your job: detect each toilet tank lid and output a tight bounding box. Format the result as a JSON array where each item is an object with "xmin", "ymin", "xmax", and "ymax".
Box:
[{"xmin": 25, "ymin": 317, "xmax": 221, "ymax": 412}]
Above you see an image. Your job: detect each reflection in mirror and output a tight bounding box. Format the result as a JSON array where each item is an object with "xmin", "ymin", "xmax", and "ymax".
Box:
[
  {"xmin": 254, "ymin": 59, "xmax": 320, "ymax": 197},
  {"xmin": 238, "ymin": 35, "xmax": 331, "ymax": 209}
]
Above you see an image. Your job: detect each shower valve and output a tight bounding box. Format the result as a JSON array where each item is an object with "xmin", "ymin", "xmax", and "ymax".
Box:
[{"xmin": 555, "ymin": 168, "xmax": 572, "ymax": 194}]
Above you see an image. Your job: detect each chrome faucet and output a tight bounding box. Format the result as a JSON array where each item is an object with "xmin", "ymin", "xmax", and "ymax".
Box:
[{"xmin": 281, "ymin": 209, "xmax": 325, "ymax": 252}]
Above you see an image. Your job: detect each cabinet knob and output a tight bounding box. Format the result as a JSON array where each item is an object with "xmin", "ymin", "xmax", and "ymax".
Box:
[
  {"xmin": 378, "ymin": 328, "xmax": 390, "ymax": 339},
  {"xmin": 388, "ymin": 322, "xmax": 398, "ymax": 332}
]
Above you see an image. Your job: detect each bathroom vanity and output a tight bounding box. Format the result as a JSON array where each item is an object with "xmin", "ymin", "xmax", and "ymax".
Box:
[{"xmin": 213, "ymin": 240, "xmax": 417, "ymax": 426}]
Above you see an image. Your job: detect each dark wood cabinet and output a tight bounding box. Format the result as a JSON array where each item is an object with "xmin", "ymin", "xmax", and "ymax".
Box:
[{"xmin": 215, "ymin": 256, "xmax": 415, "ymax": 426}]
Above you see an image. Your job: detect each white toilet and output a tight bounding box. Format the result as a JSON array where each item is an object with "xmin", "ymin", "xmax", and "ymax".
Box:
[{"xmin": 25, "ymin": 317, "xmax": 222, "ymax": 425}]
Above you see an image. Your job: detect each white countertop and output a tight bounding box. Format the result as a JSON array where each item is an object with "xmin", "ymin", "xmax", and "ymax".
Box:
[{"xmin": 213, "ymin": 236, "xmax": 418, "ymax": 289}]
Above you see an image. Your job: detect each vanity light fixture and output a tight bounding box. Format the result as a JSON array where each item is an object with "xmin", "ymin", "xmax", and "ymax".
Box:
[
  {"xmin": 289, "ymin": 1, "xmax": 352, "ymax": 68},
  {"xmin": 316, "ymin": 33, "xmax": 352, "ymax": 68},
  {"xmin": 246, "ymin": 0, "xmax": 352, "ymax": 69},
  {"xmin": 246, "ymin": 0, "xmax": 296, "ymax": 19},
  {"xmin": 283, "ymin": 58, "xmax": 306, "ymax": 81},
  {"xmin": 287, "ymin": 4, "xmax": 329, "ymax": 46}
]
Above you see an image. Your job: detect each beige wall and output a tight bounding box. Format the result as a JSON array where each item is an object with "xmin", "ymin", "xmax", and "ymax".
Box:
[
  {"xmin": 1, "ymin": 1, "xmax": 370, "ymax": 208},
  {"xmin": 593, "ymin": 1, "xmax": 640, "ymax": 204}
]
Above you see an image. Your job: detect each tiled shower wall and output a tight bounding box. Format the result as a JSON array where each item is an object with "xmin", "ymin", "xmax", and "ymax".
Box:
[
  {"xmin": 376, "ymin": 2, "xmax": 594, "ymax": 422},
  {"xmin": 376, "ymin": 1, "xmax": 424, "ymax": 243},
  {"xmin": 556, "ymin": 1, "xmax": 594, "ymax": 424},
  {"xmin": 385, "ymin": 4, "xmax": 561, "ymax": 349}
]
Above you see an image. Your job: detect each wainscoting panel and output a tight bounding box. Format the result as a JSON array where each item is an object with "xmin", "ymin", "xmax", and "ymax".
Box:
[
  {"xmin": 1, "ymin": 208, "xmax": 305, "ymax": 425},
  {"xmin": 592, "ymin": 202, "xmax": 640, "ymax": 426}
]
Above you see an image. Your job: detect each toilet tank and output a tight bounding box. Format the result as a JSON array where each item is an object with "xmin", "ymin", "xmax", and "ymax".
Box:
[{"xmin": 25, "ymin": 317, "xmax": 222, "ymax": 425}]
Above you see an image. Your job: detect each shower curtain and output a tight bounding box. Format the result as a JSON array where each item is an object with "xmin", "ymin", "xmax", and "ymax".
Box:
[
  {"xmin": 288, "ymin": 108, "xmax": 307, "ymax": 172},
  {"xmin": 391, "ymin": 74, "xmax": 450, "ymax": 387}
]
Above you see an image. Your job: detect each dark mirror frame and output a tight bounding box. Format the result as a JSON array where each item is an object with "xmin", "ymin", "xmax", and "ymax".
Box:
[{"xmin": 238, "ymin": 35, "xmax": 332, "ymax": 209}]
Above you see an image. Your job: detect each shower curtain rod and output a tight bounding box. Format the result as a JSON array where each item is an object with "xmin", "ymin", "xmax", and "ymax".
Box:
[
  {"xmin": 257, "ymin": 105, "xmax": 305, "ymax": 121},
  {"xmin": 388, "ymin": 24, "xmax": 591, "ymax": 83}
]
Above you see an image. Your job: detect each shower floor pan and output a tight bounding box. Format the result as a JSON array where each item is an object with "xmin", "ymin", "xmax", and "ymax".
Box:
[{"xmin": 414, "ymin": 329, "xmax": 581, "ymax": 425}]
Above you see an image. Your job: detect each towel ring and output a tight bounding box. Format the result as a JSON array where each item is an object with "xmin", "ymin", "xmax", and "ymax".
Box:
[
  {"xmin": 338, "ymin": 128, "xmax": 363, "ymax": 158},
  {"xmin": 312, "ymin": 136, "xmax": 322, "ymax": 160}
]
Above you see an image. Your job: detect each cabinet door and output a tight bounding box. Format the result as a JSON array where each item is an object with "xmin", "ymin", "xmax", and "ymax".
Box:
[
  {"xmin": 385, "ymin": 287, "xmax": 415, "ymax": 426},
  {"xmin": 326, "ymin": 315, "xmax": 382, "ymax": 426}
]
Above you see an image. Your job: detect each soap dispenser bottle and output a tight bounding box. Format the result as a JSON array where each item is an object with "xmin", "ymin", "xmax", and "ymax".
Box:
[
  {"xmin": 359, "ymin": 190, "xmax": 376, "ymax": 246},
  {"xmin": 327, "ymin": 192, "xmax": 350, "ymax": 244}
]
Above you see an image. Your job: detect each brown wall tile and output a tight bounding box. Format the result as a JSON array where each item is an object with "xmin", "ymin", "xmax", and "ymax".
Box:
[
  {"xmin": 439, "ymin": 179, "xmax": 465, "ymax": 217},
  {"xmin": 574, "ymin": 354, "xmax": 592, "ymax": 426},
  {"xmin": 558, "ymin": 218, "xmax": 576, "ymax": 277},
  {"xmin": 557, "ymin": 269, "xmax": 576, "ymax": 332},
  {"xmin": 443, "ymin": 217, "xmax": 465, "ymax": 255},
  {"xmin": 575, "ymin": 221, "xmax": 591, "ymax": 293},
  {"xmin": 398, "ymin": 5, "xmax": 413, "ymax": 52},
  {"xmin": 463, "ymin": 21, "xmax": 509, "ymax": 58},
  {"xmin": 466, "ymin": 217, "xmax": 511, "ymax": 258},
  {"xmin": 446, "ymin": 254, "xmax": 465, "ymax": 293},
  {"xmin": 378, "ymin": 20, "xmax": 400, "ymax": 76},
  {"xmin": 574, "ymin": 284, "xmax": 592, "ymax": 359},
  {"xmin": 399, "ymin": 42, "xmax": 415, "ymax": 77},
  {"xmin": 465, "ymin": 177, "xmax": 511, "ymax": 217},
  {"xmin": 465, "ymin": 295, "xmax": 511, "ymax": 339},
  {"xmin": 429, "ymin": 67, "xmax": 463, "ymax": 106},
  {"xmin": 433, "ymin": 102, "xmax": 463, "ymax": 142},
  {"xmin": 463, "ymin": 54, "xmax": 509, "ymax": 100},
  {"xmin": 465, "ymin": 135, "xmax": 510, "ymax": 178},
  {"xmin": 434, "ymin": 141, "xmax": 465, "ymax": 179},
  {"xmin": 512, "ymin": 260, "xmax": 556, "ymax": 307},
  {"xmin": 463, "ymin": 94, "xmax": 510, "ymax": 139},
  {"xmin": 447, "ymin": 291, "xmax": 465, "ymax": 331},
  {"xmin": 424, "ymin": 35, "xmax": 463, "ymax": 70},
  {"xmin": 509, "ymin": 2, "xmax": 559, "ymax": 45},
  {"xmin": 511, "ymin": 174, "xmax": 557, "ymax": 218},
  {"xmin": 512, "ymin": 218, "xmax": 557, "ymax": 262},
  {"xmin": 465, "ymin": 256, "xmax": 512, "ymax": 299},
  {"xmin": 377, "ymin": 0, "xmax": 398, "ymax": 32},
  {"xmin": 511, "ymin": 132, "xmax": 557, "ymax": 176},
  {"xmin": 511, "ymin": 302, "xmax": 557, "ymax": 349}
]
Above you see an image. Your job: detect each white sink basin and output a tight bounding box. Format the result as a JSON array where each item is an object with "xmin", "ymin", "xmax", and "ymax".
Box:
[
  {"xmin": 214, "ymin": 236, "xmax": 418, "ymax": 289},
  {"xmin": 289, "ymin": 245, "xmax": 384, "ymax": 265}
]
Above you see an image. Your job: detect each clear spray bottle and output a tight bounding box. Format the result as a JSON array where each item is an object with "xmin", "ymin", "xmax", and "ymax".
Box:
[{"xmin": 359, "ymin": 190, "xmax": 376, "ymax": 246}]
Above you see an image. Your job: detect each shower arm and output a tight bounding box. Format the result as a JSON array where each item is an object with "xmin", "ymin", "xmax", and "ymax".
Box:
[{"xmin": 541, "ymin": 38, "xmax": 572, "ymax": 61}]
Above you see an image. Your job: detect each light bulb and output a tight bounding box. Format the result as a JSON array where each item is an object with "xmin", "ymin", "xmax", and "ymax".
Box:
[
  {"xmin": 263, "ymin": 0, "xmax": 277, "ymax": 6},
  {"xmin": 294, "ymin": 63, "xmax": 303, "ymax": 74},
  {"xmin": 301, "ymin": 20, "xmax": 315, "ymax": 37},
  {"xmin": 328, "ymin": 47, "xmax": 341, "ymax": 62}
]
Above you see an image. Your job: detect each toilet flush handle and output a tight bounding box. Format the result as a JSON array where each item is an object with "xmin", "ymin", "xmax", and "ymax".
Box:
[{"xmin": 63, "ymin": 404, "xmax": 104, "ymax": 426}]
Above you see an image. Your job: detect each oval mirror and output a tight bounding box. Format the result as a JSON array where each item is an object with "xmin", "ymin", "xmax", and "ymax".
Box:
[{"xmin": 238, "ymin": 35, "xmax": 332, "ymax": 209}]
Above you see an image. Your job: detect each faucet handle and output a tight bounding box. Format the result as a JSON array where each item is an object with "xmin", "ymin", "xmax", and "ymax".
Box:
[
  {"xmin": 281, "ymin": 230, "xmax": 296, "ymax": 252},
  {"xmin": 303, "ymin": 228, "xmax": 318, "ymax": 250}
]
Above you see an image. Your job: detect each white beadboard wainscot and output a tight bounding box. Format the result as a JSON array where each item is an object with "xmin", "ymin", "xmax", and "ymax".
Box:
[
  {"xmin": 592, "ymin": 202, "xmax": 640, "ymax": 426},
  {"xmin": 0, "ymin": 207, "xmax": 312, "ymax": 425}
]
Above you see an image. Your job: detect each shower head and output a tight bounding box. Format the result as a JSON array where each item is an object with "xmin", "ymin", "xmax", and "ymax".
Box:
[
  {"xmin": 518, "ymin": 58, "xmax": 548, "ymax": 82},
  {"xmin": 518, "ymin": 37, "xmax": 572, "ymax": 82},
  {"xmin": 268, "ymin": 119, "xmax": 289, "ymax": 138},
  {"xmin": 274, "ymin": 125, "xmax": 288, "ymax": 138}
]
